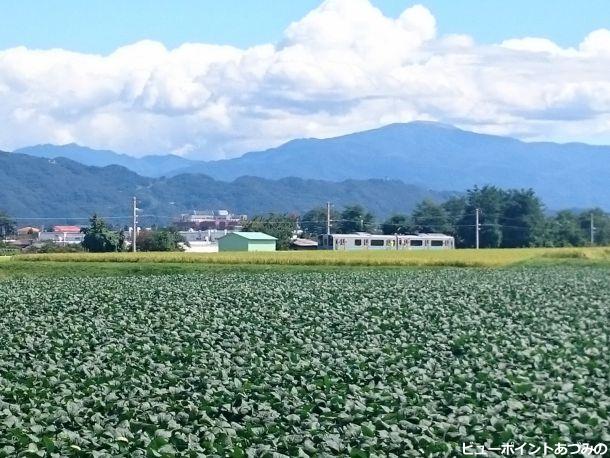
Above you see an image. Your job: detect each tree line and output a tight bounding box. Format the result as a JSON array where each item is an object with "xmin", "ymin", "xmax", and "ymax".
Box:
[
  {"xmin": 296, "ymin": 186, "xmax": 609, "ymax": 248},
  {"xmin": 2, "ymin": 186, "xmax": 609, "ymax": 250},
  {"xmin": 237, "ymin": 186, "xmax": 609, "ymax": 249}
]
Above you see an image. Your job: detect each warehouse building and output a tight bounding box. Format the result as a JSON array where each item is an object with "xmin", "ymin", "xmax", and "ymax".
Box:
[{"xmin": 218, "ymin": 232, "xmax": 277, "ymax": 252}]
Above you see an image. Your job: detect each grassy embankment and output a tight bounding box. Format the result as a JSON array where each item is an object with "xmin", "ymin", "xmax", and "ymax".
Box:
[{"xmin": 0, "ymin": 247, "xmax": 608, "ymax": 278}]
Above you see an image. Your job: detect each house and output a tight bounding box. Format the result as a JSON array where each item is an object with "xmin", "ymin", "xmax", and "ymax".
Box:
[
  {"xmin": 38, "ymin": 225, "xmax": 85, "ymax": 245},
  {"xmin": 17, "ymin": 227, "xmax": 41, "ymax": 237},
  {"xmin": 218, "ymin": 232, "xmax": 277, "ymax": 252},
  {"xmin": 174, "ymin": 210, "xmax": 247, "ymax": 231},
  {"xmin": 53, "ymin": 225, "xmax": 82, "ymax": 233}
]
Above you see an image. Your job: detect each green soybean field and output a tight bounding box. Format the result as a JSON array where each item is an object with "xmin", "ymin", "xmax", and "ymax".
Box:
[{"xmin": 0, "ymin": 267, "xmax": 608, "ymax": 457}]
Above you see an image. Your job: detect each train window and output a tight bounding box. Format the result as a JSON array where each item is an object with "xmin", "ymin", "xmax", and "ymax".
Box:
[
  {"xmin": 431, "ymin": 240, "xmax": 444, "ymax": 247},
  {"xmin": 410, "ymin": 239, "xmax": 423, "ymax": 246},
  {"xmin": 371, "ymin": 239, "xmax": 384, "ymax": 246},
  {"xmin": 355, "ymin": 239, "xmax": 362, "ymax": 246}
]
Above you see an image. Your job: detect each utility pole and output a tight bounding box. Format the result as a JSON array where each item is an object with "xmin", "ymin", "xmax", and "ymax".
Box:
[
  {"xmin": 590, "ymin": 213, "xmax": 595, "ymax": 246},
  {"xmin": 475, "ymin": 208, "xmax": 480, "ymax": 250},
  {"xmin": 326, "ymin": 202, "xmax": 331, "ymax": 235},
  {"xmin": 132, "ymin": 196, "xmax": 138, "ymax": 253}
]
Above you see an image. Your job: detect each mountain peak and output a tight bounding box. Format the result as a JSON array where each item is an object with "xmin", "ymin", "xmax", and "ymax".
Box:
[{"xmin": 400, "ymin": 120, "xmax": 458, "ymax": 129}]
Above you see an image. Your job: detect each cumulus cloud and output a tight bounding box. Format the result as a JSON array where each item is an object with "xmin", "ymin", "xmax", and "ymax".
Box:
[{"xmin": 1, "ymin": 0, "xmax": 610, "ymax": 158}]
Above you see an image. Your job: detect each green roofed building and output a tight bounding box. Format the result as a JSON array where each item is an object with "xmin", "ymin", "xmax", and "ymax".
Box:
[{"xmin": 218, "ymin": 232, "xmax": 277, "ymax": 252}]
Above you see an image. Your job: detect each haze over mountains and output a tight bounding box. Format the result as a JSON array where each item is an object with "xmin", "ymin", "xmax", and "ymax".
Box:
[{"xmin": 10, "ymin": 122, "xmax": 610, "ymax": 214}]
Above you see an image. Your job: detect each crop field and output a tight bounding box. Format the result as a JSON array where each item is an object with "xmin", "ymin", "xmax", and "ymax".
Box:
[
  {"xmin": 10, "ymin": 246, "xmax": 610, "ymax": 268},
  {"xmin": 0, "ymin": 267, "xmax": 608, "ymax": 456}
]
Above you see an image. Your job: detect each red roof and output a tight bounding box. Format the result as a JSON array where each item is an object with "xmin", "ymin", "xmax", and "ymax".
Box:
[{"xmin": 53, "ymin": 225, "xmax": 82, "ymax": 233}]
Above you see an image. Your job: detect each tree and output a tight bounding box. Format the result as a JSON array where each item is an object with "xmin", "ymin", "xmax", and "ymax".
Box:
[
  {"xmin": 0, "ymin": 211, "xmax": 15, "ymax": 239},
  {"xmin": 442, "ymin": 196, "xmax": 466, "ymax": 238},
  {"xmin": 546, "ymin": 211, "xmax": 586, "ymax": 247},
  {"xmin": 411, "ymin": 200, "xmax": 451, "ymax": 234},
  {"xmin": 337, "ymin": 205, "xmax": 375, "ymax": 233},
  {"xmin": 301, "ymin": 206, "xmax": 339, "ymax": 236},
  {"xmin": 457, "ymin": 186, "xmax": 506, "ymax": 248},
  {"xmin": 578, "ymin": 208, "xmax": 610, "ymax": 246},
  {"xmin": 381, "ymin": 214, "xmax": 412, "ymax": 235},
  {"xmin": 243, "ymin": 213, "xmax": 296, "ymax": 250},
  {"xmin": 81, "ymin": 215, "xmax": 124, "ymax": 252},
  {"xmin": 137, "ymin": 228, "xmax": 186, "ymax": 252},
  {"xmin": 500, "ymin": 189, "xmax": 545, "ymax": 247}
]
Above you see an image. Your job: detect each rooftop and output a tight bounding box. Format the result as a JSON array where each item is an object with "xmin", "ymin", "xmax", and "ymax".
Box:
[
  {"xmin": 53, "ymin": 225, "xmax": 82, "ymax": 233},
  {"xmin": 223, "ymin": 231, "xmax": 277, "ymax": 240}
]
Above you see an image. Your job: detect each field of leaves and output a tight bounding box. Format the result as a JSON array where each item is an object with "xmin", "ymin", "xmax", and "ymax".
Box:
[{"xmin": 0, "ymin": 267, "xmax": 608, "ymax": 456}]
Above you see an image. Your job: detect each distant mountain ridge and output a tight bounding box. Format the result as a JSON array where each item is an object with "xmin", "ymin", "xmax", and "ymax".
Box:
[
  {"xmin": 0, "ymin": 152, "xmax": 453, "ymax": 224},
  {"xmin": 13, "ymin": 122, "xmax": 610, "ymax": 209},
  {"xmin": 14, "ymin": 144, "xmax": 197, "ymax": 178}
]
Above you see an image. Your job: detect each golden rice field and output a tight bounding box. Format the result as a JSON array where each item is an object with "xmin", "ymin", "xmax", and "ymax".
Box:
[{"xmin": 11, "ymin": 247, "xmax": 610, "ymax": 267}]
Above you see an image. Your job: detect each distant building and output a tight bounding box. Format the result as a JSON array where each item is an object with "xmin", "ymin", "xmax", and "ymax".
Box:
[
  {"xmin": 179, "ymin": 229, "xmax": 232, "ymax": 243},
  {"xmin": 174, "ymin": 210, "xmax": 247, "ymax": 231},
  {"xmin": 38, "ymin": 225, "xmax": 84, "ymax": 245},
  {"xmin": 17, "ymin": 227, "xmax": 41, "ymax": 237},
  {"xmin": 218, "ymin": 232, "xmax": 277, "ymax": 252},
  {"xmin": 53, "ymin": 225, "xmax": 82, "ymax": 233}
]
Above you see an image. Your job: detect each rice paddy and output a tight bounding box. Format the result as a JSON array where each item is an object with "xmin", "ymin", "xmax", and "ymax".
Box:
[{"xmin": 8, "ymin": 247, "xmax": 610, "ymax": 268}]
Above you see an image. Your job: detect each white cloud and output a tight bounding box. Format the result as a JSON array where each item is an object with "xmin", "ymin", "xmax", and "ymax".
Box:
[
  {"xmin": 500, "ymin": 37, "xmax": 572, "ymax": 56},
  {"xmin": 1, "ymin": 0, "xmax": 610, "ymax": 158},
  {"xmin": 579, "ymin": 29, "xmax": 610, "ymax": 57}
]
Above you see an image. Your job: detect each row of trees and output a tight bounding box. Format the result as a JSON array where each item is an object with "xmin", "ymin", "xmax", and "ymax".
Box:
[
  {"xmin": 379, "ymin": 187, "xmax": 609, "ymax": 248},
  {"xmin": 296, "ymin": 186, "xmax": 609, "ymax": 248}
]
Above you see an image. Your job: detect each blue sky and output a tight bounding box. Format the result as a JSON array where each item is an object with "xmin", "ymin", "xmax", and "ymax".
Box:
[{"xmin": 1, "ymin": 0, "xmax": 609, "ymax": 53}]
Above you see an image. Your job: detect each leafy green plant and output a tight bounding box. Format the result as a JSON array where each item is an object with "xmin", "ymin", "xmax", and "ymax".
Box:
[{"xmin": 0, "ymin": 268, "xmax": 608, "ymax": 456}]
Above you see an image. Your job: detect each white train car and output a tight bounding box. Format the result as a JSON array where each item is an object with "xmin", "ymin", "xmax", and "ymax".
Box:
[{"xmin": 318, "ymin": 232, "xmax": 455, "ymax": 250}]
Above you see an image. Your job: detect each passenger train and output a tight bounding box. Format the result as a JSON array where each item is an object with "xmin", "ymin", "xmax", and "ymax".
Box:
[{"xmin": 318, "ymin": 232, "xmax": 455, "ymax": 250}]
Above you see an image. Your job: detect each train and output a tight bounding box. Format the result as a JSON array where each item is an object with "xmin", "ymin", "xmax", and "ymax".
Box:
[{"xmin": 318, "ymin": 232, "xmax": 455, "ymax": 250}]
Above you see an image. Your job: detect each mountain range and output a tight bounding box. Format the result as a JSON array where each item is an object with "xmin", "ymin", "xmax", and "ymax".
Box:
[
  {"xmin": 0, "ymin": 152, "xmax": 452, "ymax": 225},
  {"xmin": 15, "ymin": 144, "xmax": 197, "ymax": 178},
  {"xmin": 14, "ymin": 122, "xmax": 610, "ymax": 210}
]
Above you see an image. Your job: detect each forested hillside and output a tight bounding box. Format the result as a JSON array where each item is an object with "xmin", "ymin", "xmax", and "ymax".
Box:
[{"xmin": 0, "ymin": 152, "xmax": 452, "ymax": 224}]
